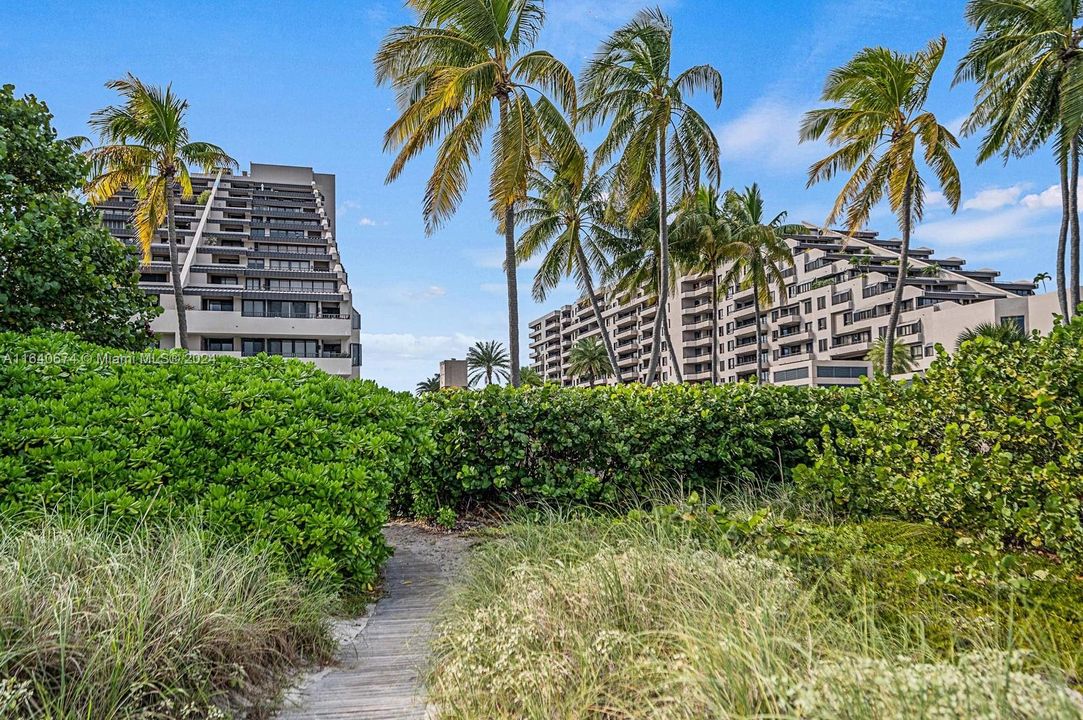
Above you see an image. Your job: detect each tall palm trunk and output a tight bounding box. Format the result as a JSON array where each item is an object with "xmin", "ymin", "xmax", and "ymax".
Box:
[
  {"xmin": 664, "ymin": 305, "xmax": 683, "ymax": 383},
  {"xmin": 499, "ymin": 98, "xmax": 521, "ymax": 387},
  {"xmin": 645, "ymin": 127, "xmax": 669, "ymax": 385},
  {"xmin": 710, "ymin": 269, "xmax": 719, "ymax": 384},
  {"xmin": 577, "ymin": 244, "xmax": 622, "ymax": 383},
  {"xmin": 1057, "ymin": 150, "xmax": 1070, "ymax": 318},
  {"xmin": 752, "ymin": 276, "xmax": 765, "ymax": 384},
  {"xmin": 883, "ymin": 181, "xmax": 913, "ymax": 376},
  {"xmin": 164, "ymin": 181, "xmax": 189, "ymax": 350},
  {"xmin": 1071, "ymin": 137, "xmax": 1081, "ymax": 316}
]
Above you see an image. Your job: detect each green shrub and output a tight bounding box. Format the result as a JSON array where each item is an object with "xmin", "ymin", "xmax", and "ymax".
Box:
[
  {"xmin": 0, "ymin": 515, "xmax": 336, "ymax": 719},
  {"xmin": 795, "ymin": 313, "xmax": 1083, "ymax": 559},
  {"xmin": 0, "ymin": 331, "xmax": 430, "ymax": 590},
  {"xmin": 402, "ymin": 383, "xmax": 848, "ymax": 517}
]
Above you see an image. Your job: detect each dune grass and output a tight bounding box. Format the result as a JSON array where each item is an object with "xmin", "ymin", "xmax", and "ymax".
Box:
[
  {"xmin": 0, "ymin": 516, "xmax": 337, "ymax": 719},
  {"xmin": 427, "ymin": 496, "xmax": 1083, "ymax": 719}
]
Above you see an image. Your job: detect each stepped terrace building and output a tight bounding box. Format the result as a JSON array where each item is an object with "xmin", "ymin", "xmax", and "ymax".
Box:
[
  {"xmin": 97, "ymin": 163, "xmax": 362, "ymax": 379},
  {"xmin": 529, "ymin": 225, "xmax": 1057, "ymax": 387}
]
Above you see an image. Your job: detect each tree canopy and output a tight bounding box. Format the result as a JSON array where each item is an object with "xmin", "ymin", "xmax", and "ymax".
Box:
[{"xmin": 0, "ymin": 84, "xmax": 159, "ymax": 350}]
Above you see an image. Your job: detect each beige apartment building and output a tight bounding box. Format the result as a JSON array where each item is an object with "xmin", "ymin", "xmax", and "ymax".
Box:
[
  {"xmin": 97, "ymin": 163, "xmax": 362, "ymax": 379},
  {"xmin": 530, "ymin": 225, "xmax": 1057, "ymax": 388}
]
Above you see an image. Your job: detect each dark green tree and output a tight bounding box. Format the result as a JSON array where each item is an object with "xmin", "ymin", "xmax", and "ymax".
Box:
[{"xmin": 0, "ymin": 84, "xmax": 159, "ymax": 349}]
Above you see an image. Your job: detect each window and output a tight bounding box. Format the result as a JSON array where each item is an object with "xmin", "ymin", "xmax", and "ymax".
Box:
[
  {"xmin": 818, "ymin": 339, "xmax": 828, "ymax": 352},
  {"xmin": 803, "ymin": 300, "xmax": 812, "ymax": 313},
  {"xmin": 817, "ymin": 296, "xmax": 826, "ymax": 310},
  {"xmin": 202, "ymin": 337, "xmax": 234, "ymax": 351},
  {"xmin": 246, "ymin": 278, "xmax": 262, "ymax": 289},
  {"xmin": 773, "ymin": 367, "xmax": 809, "ymax": 383},
  {"xmin": 266, "ymin": 339, "xmax": 318, "ymax": 357},
  {"xmin": 818, "ymin": 318, "xmax": 827, "ymax": 330},
  {"xmin": 816, "ymin": 365, "xmax": 868, "ymax": 379},
  {"xmin": 247, "ymin": 259, "xmax": 265, "ymax": 269},
  {"xmin": 1001, "ymin": 315, "xmax": 1025, "ymax": 332},
  {"xmin": 910, "ymin": 344, "xmax": 923, "ymax": 359},
  {"xmin": 216, "ymin": 256, "xmax": 240, "ymax": 265},
  {"xmin": 924, "ymin": 344, "xmax": 935, "ymax": 357},
  {"xmin": 208, "ymin": 275, "xmax": 238, "ymax": 285},
  {"xmin": 202, "ymin": 298, "xmax": 234, "ymax": 312},
  {"xmin": 241, "ymin": 338, "xmax": 264, "ymax": 356},
  {"xmin": 141, "ymin": 272, "xmax": 167, "ymax": 283}
]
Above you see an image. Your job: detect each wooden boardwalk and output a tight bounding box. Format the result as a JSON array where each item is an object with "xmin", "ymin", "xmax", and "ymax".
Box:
[{"xmin": 276, "ymin": 525, "xmax": 469, "ymax": 720}]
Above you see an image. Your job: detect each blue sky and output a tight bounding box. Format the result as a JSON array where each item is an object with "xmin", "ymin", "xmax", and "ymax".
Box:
[{"xmin": 1, "ymin": 0, "xmax": 1063, "ymax": 390}]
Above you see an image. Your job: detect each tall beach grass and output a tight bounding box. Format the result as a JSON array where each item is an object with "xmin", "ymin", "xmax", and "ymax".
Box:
[
  {"xmin": 0, "ymin": 515, "xmax": 336, "ymax": 719},
  {"xmin": 427, "ymin": 504, "xmax": 1083, "ymax": 719}
]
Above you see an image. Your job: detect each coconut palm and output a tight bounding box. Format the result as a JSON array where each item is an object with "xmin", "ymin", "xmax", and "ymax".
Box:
[
  {"xmin": 375, "ymin": 0, "xmax": 577, "ymax": 387},
  {"xmin": 579, "ymin": 7, "xmax": 722, "ymax": 385},
  {"xmin": 867, "ymin": 337, "xmax": 915, "ymax": 377},
  {"xmin": 957, "ymin": 320, "xmax": 1031, "ymax": 347},
  {"xmin": 720, "ymin": 184, "xmax": 802, "ymax": 384},
  {"xmin": 517, "ymin": 145, "xmax": 624, "ymax": 381},
  {"xmin": 416, "ymin": 374, "xmax": 441, "ymax": 395},
  {"xmin": 671, "ymin": 186, "xmax": 731, "ymax": 383},
  {"xmin": 801, "ymin": 37, "xmax": 962, "ymax": 376},
  {"xmin": 568, "ymin": 337, "xmax": 611, "ymax": 387},
  {"xmin": 955, "ymin": 0, "xmax": 1083, "ymax": 318},
  {"xmin": 603, "ymin": 193, "xmax": 684, "ymax": 383},
  {"xmin": 1034, "ymin": 271, "xmax": 1052, "ymax": 293},
  {"xmin": 519, "ymin": 366, "xmax": 544, "ymax": 387},
  {"xmin": 467, "ymin": 340, "xmax": 511, "ymax": 387},
  {"xmin": 84, "ymin": 74, "xmax": 236, "ymax": 350}
]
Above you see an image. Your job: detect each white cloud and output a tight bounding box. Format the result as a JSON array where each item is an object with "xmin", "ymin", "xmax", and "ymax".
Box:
[
  {"xmin": 716, "ymin": 98, "xmax": 825, "ymax": 171},
  {"xmin": 359, "ymin": 331, "xmax": 479, "ymax": 391},
  {"xmin": 923, "ymin": 190, "xmax": 947, "ymax": 209},
  {"xmin": 1022, "ymin": 184, "xmax": 1061, "ymax": 210},
  {"xmin": 358, "ymin": 217, "xmax": 377, "ymax": 227},
  {"xmin": 962, "ymin": 185, "xmax": 1025, "ymax": 211}
]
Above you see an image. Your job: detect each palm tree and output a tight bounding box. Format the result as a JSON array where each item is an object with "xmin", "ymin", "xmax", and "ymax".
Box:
[
  {"xmin": 671, "ymin": 186, "xmax": 731, "ymax": 383},
  {"xmin": 721, "ymin": 185, "xmax": 802, "ymax": 384},
  {"xmin": 375, "ymin": 0, "xmax": 577, "ymax": 387},
  {"xmin": 955, "ymin": 0, "xmax": 1083, "ymax": 318},
  {"xmin": 579, "ymin": 8, "xmax": 722, "ymax": 385},
  {"xmin": 84, "ymin": 74, "xmax": 236, "ymax": 350},
  {"xmin": 1034, "ymin": 271, "xmax": 1052, "ymax": 293},
  {"xmin": 517, "ymin": 145, "xmax": 623, "ymax": 381},
  {"xmin": 519, "ymin": 366, "xmax": 544, "ymax": 387},
  {"xmin": 416, "ymin": 374, "xmax": 441, "ymax": 395},
  {"xmin": 568, "ymin": 337, "xmax": 611, "ymax": 387},
  {"xmin": 867, "ymin": 337, "xmax": 915, "ymax": 377},
  {"xmin": 467, "ymin": 340, "xmax": 511, "ymax": 387},
  {"xmin": 957, "ymin": 320, "xmax": 1030, "ymax": 347},
  {"xmin": 603, "ymin": 193, "xmax": 684, "ymax": 383},
  {"xmin": 802, "ymin": 37, "xmax": 961, "ymax": 376}
]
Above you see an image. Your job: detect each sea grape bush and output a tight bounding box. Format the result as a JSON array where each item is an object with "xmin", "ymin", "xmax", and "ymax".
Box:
[
  {"xmin": 796, "ymin": 314, "xmax": 1083, "ymax": 558},
  {"xmin": 0, "ymin": 331, "xmax": 429, "ymax": 590},
  {"xmin": 402, "ymin": 382, "xmax": 849, "ymax": 517}
]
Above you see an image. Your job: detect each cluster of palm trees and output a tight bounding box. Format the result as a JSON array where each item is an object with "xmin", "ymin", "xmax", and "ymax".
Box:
[{"xmin": 380, "ymin": 0, "xmax": 1082, "ymax": 385}]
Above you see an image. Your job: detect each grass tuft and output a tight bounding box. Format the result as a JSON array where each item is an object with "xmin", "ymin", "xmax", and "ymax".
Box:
[{"xmin": 0, "ymin": 515, "xmax": 336, "ymax": 719}]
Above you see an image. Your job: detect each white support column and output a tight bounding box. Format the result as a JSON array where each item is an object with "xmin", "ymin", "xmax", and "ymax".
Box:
[{"xmin": 179, "ymin": 169, "xmax": 224, "ymax": 286}]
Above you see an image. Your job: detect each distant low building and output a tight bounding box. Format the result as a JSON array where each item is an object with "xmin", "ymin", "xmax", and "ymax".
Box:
[
  {"xmin": 96, "ymin": 162, "xmax": 362, "ymax": 379},
  {"xmin": 439, "ymin": 359, "xmax": 469, "ymax": 389},
  {"xmin": 530, "ymin": 224, "xmax": 1055, "ymax": 387}
]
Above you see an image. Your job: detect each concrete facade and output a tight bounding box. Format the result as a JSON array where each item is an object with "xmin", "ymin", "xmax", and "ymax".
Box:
[
  {"xmin": 439, "ymin": 359, "xmax": 469, "ymax": 389},
  {"xmin": 529, "ymin": 225, "xmax": 1055, "ymax": 387},
  {"xmin": 97, "ymin": 163, "xmax": 362, "ymax": 379}
]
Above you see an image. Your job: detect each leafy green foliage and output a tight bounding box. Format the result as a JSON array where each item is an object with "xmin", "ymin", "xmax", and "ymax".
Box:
[
  {"xmin": 796, "ymin": 313, "xmax": 1083, "ymax": 559},
  {"xmin": 0, "ymin": 84, "xmax": 159, "ymax": 350},
  {"xmin": 400, "ymin": 383, "xmax": 848, "ymax": 518},
  {"xmin": 0, "ymin": 331, "xmax": 429, "ymax": 591}
]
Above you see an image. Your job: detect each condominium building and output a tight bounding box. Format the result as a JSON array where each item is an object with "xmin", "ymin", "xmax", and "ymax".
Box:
[
  {"xmin": 97, "ymin": 163, "xmax": 362, "ymax": 379},
  {"xmin": 529, "ymin": 225, "xmax": 1055, "ymax": 387}
]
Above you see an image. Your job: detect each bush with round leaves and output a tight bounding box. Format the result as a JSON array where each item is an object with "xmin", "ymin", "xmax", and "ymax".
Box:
[{"xmin": 0, "ymin": 331, "xmax": 430, "ymax": 591}]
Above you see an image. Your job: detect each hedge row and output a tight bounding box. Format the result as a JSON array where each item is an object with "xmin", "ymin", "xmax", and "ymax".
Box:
[
  {"xmin": 796, "ymin": 314, "xmax": 1083, "ymax": 558},
  {"xmin": 400, "ymin": 382, "xmax": 850, "ymax": 518},
  {"xmin": 0, "ymin": 331, "xmax": 428, "ymax": 591}
]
